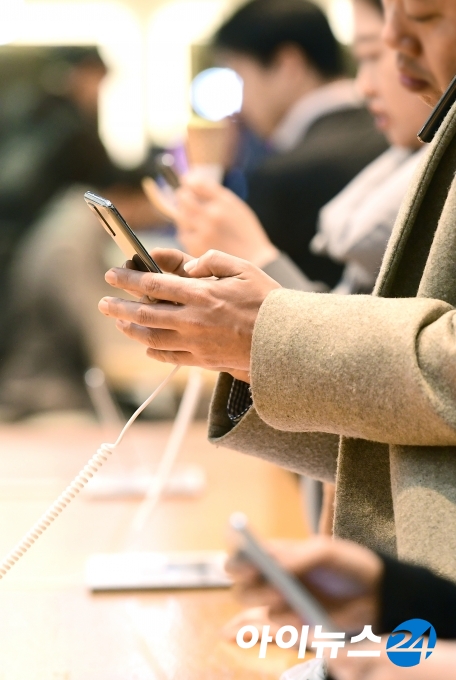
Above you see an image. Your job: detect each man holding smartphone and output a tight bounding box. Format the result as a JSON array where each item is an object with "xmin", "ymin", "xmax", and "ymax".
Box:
[{"xmin": 99, "ymin": 0, "xmax": 456, "ymax": 583}]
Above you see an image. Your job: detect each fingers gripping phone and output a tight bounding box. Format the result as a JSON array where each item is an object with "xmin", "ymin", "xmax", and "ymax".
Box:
[
  {"xmin": 230, "ymin": 513, "xmax": 336, "ymax": 630},
  {"xmin": 84, "ymin": 191, "xmax": 162, "ymax": 273}
]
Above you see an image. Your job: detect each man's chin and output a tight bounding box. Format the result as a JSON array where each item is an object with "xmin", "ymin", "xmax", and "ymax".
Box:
[
  {"xmin": 410, "ymin": 80, "xmax": 442, "ymax": 109},
  {"xmin": 402, "ymin": 86, "xmax": 437, "ymax": 108},
  {"xmin": 418, "ymin": 91, "xmax": 441, "ymax": 108}
]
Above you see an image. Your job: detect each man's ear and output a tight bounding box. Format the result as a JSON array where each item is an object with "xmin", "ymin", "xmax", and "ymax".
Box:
[{"xmin": 272, "ymin": 44, "xmax": 318, "ymax": 82}]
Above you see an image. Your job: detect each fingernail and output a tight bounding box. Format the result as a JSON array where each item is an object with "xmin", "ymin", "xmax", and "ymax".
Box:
[
  {"xmin": 105, "ymin": 269, "xmax": 117, "ymax": 284},
  {"xmin": 183, "ymin": 259, "xmax": 197, "ymax": 273},
  {"xmin": 116, "ymin": 320, "xmax": 127, "ymax": 330},
  {"xmin": 98, "ymin": 298, "xmax": 109, "ymax": 314}
]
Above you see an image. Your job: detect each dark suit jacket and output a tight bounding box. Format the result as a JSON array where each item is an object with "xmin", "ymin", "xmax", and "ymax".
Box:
[{"xmin": 246, "ymin": 107, "xmax": 388, "ymax": 288}]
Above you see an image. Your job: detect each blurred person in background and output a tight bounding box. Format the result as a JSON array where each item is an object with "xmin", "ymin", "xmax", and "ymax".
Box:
[
  {"xmin": 174, "ymin": 0, "xmax": 429, "ymax": 297},
  {"xmin": 0, "ymin": 46, "xmax": 158, "ymax": 420},
  {"xmin": 211, "ymin": 0, "xmax": 387, "ymax": 289},
  {"xmin": 0, "ymin": 47, "xmax": 150, "ymax": 319},
  {"xmin": 0, "ymin": 188, "xmax": 156, "ymax": 421}
]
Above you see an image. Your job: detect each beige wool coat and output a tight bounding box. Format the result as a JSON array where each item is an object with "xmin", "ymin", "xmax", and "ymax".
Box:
[{"xmin": 208, "ymin": 100, "xmax": 456, "ymax": 583}]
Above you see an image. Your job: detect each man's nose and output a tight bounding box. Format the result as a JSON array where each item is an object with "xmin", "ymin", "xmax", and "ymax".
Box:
[
  {"xmin": 382, "ymin": 1, "xmax": 421, "ymax": 58},
  {"xmin": 355, "ymin": 63, "xmax": 376, "ymax": 101}
]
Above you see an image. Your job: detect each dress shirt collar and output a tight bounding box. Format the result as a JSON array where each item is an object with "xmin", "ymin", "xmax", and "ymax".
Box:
[{"xmin": 269, "ymin": 79, "xmax": 363, "ymax": 152}]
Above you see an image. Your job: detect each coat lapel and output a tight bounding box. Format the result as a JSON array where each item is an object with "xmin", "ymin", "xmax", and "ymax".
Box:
[
  {"xmin": 335, "ymin": 103, "xmax": 456, "ymax": 562},
  {"xmin": 374, "ymin": 100, "xmax": 456, "ymax": 298},
  {"xmin": 418, "ymin": 170, "xmax": 456, "ymax": 305}
]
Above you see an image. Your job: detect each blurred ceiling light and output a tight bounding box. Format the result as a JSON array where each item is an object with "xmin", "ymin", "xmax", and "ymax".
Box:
[
  {"xmin": 14, "ymin": 2, "xmax": 134, "ymax": 46},
  {"xmin": 191, "ymin": 68, "xmax": 243, "ymax": 121},
  {"xmin": 147, "ymin": 0, "xmax": 228, "ymax": 146},
  {"xmin": 328, "ymin": 0, "xmax": 354, "ymax": 45},
  {"xmin": 0, "ymin": 0, "xmax": 25, "ymax": 45}
]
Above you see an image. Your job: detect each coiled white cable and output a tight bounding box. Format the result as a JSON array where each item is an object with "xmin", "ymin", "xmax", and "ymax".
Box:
[{"xmin": 0, "ymin": 365, "xmax": 180, "ymax": 579}]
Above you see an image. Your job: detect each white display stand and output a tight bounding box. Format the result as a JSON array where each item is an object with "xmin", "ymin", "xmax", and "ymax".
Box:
[{"xmin": 85, "ymin": 368, "xmax": 209, "ymax": 591}]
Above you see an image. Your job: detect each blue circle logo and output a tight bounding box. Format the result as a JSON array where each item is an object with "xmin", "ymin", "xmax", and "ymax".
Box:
[{"xmin": 386, "ymin": 619, "xmax": 437, "ymax": 667}]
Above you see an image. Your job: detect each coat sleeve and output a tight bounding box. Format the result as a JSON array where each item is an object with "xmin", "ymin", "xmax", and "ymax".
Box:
[
  {"xmin": 206, "ymin": 254, "xmax": 333, "ymax": 478},
  {"xmin": 208, "ymin": 372, "xmax": 339, "ymax": 483},
  {"xmin": 250, "ymin": 289, "xmax": 456, "ymax": 446}
]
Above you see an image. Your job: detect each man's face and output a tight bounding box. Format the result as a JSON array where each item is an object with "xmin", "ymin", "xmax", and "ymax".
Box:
[
  {"xmin": 221, "ymin": 52, "xmax": 291, "ymax": 138},
  {"xmin": 353, "ymin": 0, "xmax": 429, "ymax": 147},
  {"xmin": 382, "ymin": 0, "xmax": 456, "ymax": 106},
  {"xmin": 67, "ymin": 63, "xmax": 107, "ymax": 119},
  {"xmin": 220, "ymin": 48, "xmax": 310, "ymax": 139}
]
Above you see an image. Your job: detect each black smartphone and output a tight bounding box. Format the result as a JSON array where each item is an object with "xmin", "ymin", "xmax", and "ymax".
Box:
[
  {"xmin": 154, "ymin": 153, "xmax": 181, "ymax": 190},
  {"xmin": 418, "ymin": 74, "xmax": 456, "ymax": 143},
  {"xmin": 84, "ymin": 191, "xmax": 162, "ymax": 273}
]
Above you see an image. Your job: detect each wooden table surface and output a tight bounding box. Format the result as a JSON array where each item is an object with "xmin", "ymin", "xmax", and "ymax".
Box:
[{"xmin": 0, "ymin": 421, "xmax": 308, "ymax": 680}]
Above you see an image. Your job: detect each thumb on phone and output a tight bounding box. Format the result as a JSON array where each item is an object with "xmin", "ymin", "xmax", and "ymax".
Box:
[{"xmin": 183, "ymin": 250, "xmax": 250, "ymax": 279}]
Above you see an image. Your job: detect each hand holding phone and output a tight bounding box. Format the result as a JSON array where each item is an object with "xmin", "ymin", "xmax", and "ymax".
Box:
[
  {"xmin": 230, "ymin": 513, "xmax": 337, "ymax": 630},
  {"xmin": 228, "ymin": 519, "xmax": 385, "ymax": 642}
]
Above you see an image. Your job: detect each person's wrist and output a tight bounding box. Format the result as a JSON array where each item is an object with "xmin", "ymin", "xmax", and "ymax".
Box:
[
  {"xmin": 249, "ymin": 244, "xmax": 280, "ymax": 269},
  {"xmin": 228, "ymin": 369, "xmax": 250, "ymax": 383}
]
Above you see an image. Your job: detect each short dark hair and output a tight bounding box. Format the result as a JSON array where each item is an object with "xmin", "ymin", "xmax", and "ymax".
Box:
[
  {"xmin": 51, "ymin": 46, "xmax": 107, "ymax": 70},
  {"xmin": 213, "ymin": 0, "xmax": 344, "ymax": 78}
]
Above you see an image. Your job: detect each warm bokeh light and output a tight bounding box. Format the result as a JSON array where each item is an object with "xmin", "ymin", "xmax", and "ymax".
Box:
[
  {"xmin": 0, "ymin": 0, "xmax": 25, "ymax": 45},
  {"xmin": 328, "ymin": 0, "xmax": 354, "ymax": 44},
  {"xmin": 146, "ymin": 0, "xmax": 231, "ymax": 146}
]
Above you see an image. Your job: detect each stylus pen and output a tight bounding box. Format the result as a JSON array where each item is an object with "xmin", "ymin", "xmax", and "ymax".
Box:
[
  {"xmin": 230, "ymin": 513, "xmax": 337, "ymax": 631},
  {"xmin": 418, "ymin": 74, "xmax": 456, "ymax": 143}
]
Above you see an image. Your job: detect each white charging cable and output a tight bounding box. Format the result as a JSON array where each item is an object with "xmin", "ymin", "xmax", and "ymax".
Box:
[
  {"xmin": 127, "ymin": 367, "xmax": 203, "ymax": 548},
  {"xmin": 0, "ymin": 365, "xmax": 180, "ymax": 579}
]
